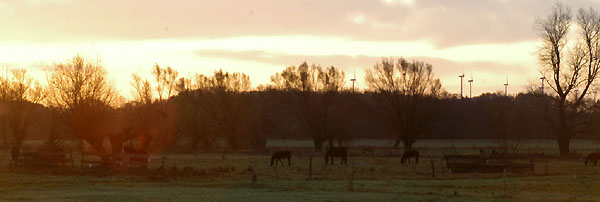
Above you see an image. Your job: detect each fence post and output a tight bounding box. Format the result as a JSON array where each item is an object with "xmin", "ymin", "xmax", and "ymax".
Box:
[
  {"xmin": 431, "ymin": 157, "xmax": 435, "ymax": 179},
  {"xmin": 545, "ymin": 159, "xmax": 549, "ymax": 175},
  {"xmin": 308, "ymin": 156, "xmax": 313, "ymax": 180},
  {"xmin": 348, "ymin": 161, "xmax": 354, "ymax": 191},
  {"xmin": 503, "ymin": 167, "xmax": 506, "ymax": 198},
  {"xmin": 530, "ymin": 158, "xmax": 534, "ymax": 175},
  {"xmin": 251, "ymin": 160, "xmax": 257, "ymax": 184}
]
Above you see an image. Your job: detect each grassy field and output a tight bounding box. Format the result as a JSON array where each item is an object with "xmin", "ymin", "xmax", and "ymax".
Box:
[{"xmin": 1, "ymin": 139, "xmax": 600, "ymax": 201}]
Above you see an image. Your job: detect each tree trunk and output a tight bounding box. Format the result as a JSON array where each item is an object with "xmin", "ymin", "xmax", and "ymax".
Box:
[
  {"xmin": 14, "ymin": 133, "xmax": 24, "ymax": 148},
  {"xmin": 228, "ymin": 136, "xmax": 240, "ymax": 151},
  {"xmin": 557, "ymin": 136, "xmax": 571, "ymax": 157},
  {"xmin": 190, "ymin": 136, "xmax": 201, "ymax": 151},
  {"xmin": 393, "ymin": 137, "xmax": 401, "ymax": 148},
  {"xmin": 110, "ymin": 138, "xmax": 123, "ymax": 154},
  {"xmin": 313, "ymin": 138, "xmax": 323, "ymax": 152},
  {"xmin": 557, "ymin": 101, "xmax": 571, "ymax": 158}
]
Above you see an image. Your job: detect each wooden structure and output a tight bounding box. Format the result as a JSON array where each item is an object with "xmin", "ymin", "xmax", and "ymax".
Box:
[
  {"xmin": 114, "ymin": 153, "xmax": 150, "ymax": 169},
  {"xmin": 21, "ymin": 151, "xmax": 74, "ymax": 168},
  {"xmin": 80, "ymin": 152, "xmax": 149, "ymax": 169},
  {"xmin": 444, "ymin": 154, "xmax": 534, "ymax": 173}
]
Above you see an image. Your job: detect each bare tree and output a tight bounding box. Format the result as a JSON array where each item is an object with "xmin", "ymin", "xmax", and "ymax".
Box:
[
  {"xmin": 46, "ymin": 55, "xmax": 116, "ymax": 158},
  {"xmin": 270, "ymin": 62, "xmax": 346, "ymax": 151},
  {"xmin": 123, "ymin": 65, "xmax": 179, "ymax": 152},
  {"xmin": 365, "ymin": 58, "xmax": 444, "ymax": 152},
  {"xmin": 175, "ymin": 70, "xmax": 260, "ymax": 151},
  {"xmin": 537, "ymin": 3, "xmax": 600, "ymax": 157},
  {"xmin": 0, "ymin": 70, "xmax": 45, "ymax": 147},
  {"xmin": 204, "ymin": 70, "xmax": 252, "ymax": 150},
  {"xmin": 131, "ymin": 74, "xmax": 153, "ymax": 105},
  {"xmin": 174, "ymin": 75, "xmax": 218, "ymax": 151}
]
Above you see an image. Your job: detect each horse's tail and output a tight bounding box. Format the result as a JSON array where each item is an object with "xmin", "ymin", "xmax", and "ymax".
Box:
[{"xmin": 415, "ymin": 151, "xmax": 419, "ymax": 163}]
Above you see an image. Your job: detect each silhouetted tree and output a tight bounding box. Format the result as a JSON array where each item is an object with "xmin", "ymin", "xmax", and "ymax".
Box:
[
  {"xmin": 149, "ymin": 64, "xmax": 178, "ymax": 150},
  {"xmin": 536, "ymin": 3, "xmax": 600, "ymax": 157},
  {"xmin": 365, "ymin": 58, "xmax": 444, "ymax": 151},
  {"xmin": 204, "ymin": 70, "xmax": 252, "ymax": 150},
  {"xmin": 0, "ymin": 69, "xmax": 44, "ymax": 147},
  {"xmin": 176, "ymin": 70, "xmax": 253, "ymax": 150},
  {"xmin": 46, "ymin": 55, "xmax": 116, "ymax": 158},
  {"xmin": 270, "ymin": 62, "xmax": 346, "ymax": 151},
  {"xmin": 175, "ymin": 74, "xmax": 218, "ymax": 151},
  {"xmin": 124, "ymin": 64, "xmax": 178, "ymax": 152}
]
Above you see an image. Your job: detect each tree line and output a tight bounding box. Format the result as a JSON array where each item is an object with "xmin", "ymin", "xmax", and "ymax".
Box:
[
  {"xmin": 1, "ymin": 2, "xmax": 600, "ymax": 158},
  {"xmin": 0, "ymin": 55, "xmax": 598, "ymax": 159}
]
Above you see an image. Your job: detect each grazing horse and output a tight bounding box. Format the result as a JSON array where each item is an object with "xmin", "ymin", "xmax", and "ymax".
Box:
[
  {"xmin": 585, "ymin": 152, "xmax": 600, "ymax": 166},
  {"xmin": 270, "ymin": 151, "xmax": 291, "ymax": 167},
  {"xmin": 401, "ymin": 150, "xmax": 419, "ymax": 164},
  {"xmin": 325, "ymin": 147, "xmax": 347, "ymax": 165}
]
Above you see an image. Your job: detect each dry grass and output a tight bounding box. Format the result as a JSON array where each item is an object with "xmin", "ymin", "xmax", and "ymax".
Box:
[{"xmin": 1, "ymin": 139, "xmax": 600, "ymax": 201}]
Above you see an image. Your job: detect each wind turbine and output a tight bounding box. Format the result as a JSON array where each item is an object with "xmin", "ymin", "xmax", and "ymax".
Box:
[
  {"xmin": 468, "ymin": 72, "xmax": 473, "ymax": 98},
  {"xmin": 540, "ymin": 76, "xmax": 546, "ymax": 94},
  {"xmin": 459, "ymin": 72, "xmax": 465, "ymax": 99},
  {"xmin": 504, "ymin": 75, "xmax": 509, "ymax": 96},
  {"xmin": 351, "ymin": 67, "xmax": 357, "ymax": 93}
]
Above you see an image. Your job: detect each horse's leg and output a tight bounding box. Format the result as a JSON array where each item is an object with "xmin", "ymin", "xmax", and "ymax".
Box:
[
  {"xmin": 287, "ymin": 157, "xmax": 291, "ymax": 166},
  {"xmin": 416, "ymin": 155, "xmax": 419, "ymax": 164}
]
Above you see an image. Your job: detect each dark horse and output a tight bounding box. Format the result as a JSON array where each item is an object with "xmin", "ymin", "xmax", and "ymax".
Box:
[
  {"xmin": 585, "ymin": 152, "xmax": 600, "ymax": 166},
  {"xmin": 401, "ymin": 150, "xmax": 419, "ymax": 164},
  {"xmin": 271, "ymin": 151, "xmax": 291, "ymax": 167},
  {"xmin": 325, "ymin": 147, "xmax": 347, "ymax": 165}
]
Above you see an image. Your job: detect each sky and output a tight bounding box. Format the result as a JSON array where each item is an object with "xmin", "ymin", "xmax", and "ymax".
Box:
[{"xmin": 2, "ymin": 0, "xmax": 600, "ymax": 99}]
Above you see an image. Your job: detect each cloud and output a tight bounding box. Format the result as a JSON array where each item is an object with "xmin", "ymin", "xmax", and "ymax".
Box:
[
  {"xmin": 26, "ymin": 0, "xmax": 71, "ymax": 5},
  {"xmin": 3, "ymin": 0, "xmax": 599, "ymax": 47},
  {"xmin": 382, "ymin": 0, "xmax": 415, "ymax": 6}
]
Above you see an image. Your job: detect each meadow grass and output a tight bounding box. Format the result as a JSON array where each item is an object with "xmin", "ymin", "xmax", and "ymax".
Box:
[{"xmin": 1, "ymin": 139, "xmax": 599, "ymax": 201}]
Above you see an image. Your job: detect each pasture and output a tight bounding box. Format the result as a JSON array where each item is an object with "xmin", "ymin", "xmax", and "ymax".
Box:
[{"xmin": 1, "ymin": 139, "xmax": 600, "ymax": 201}]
